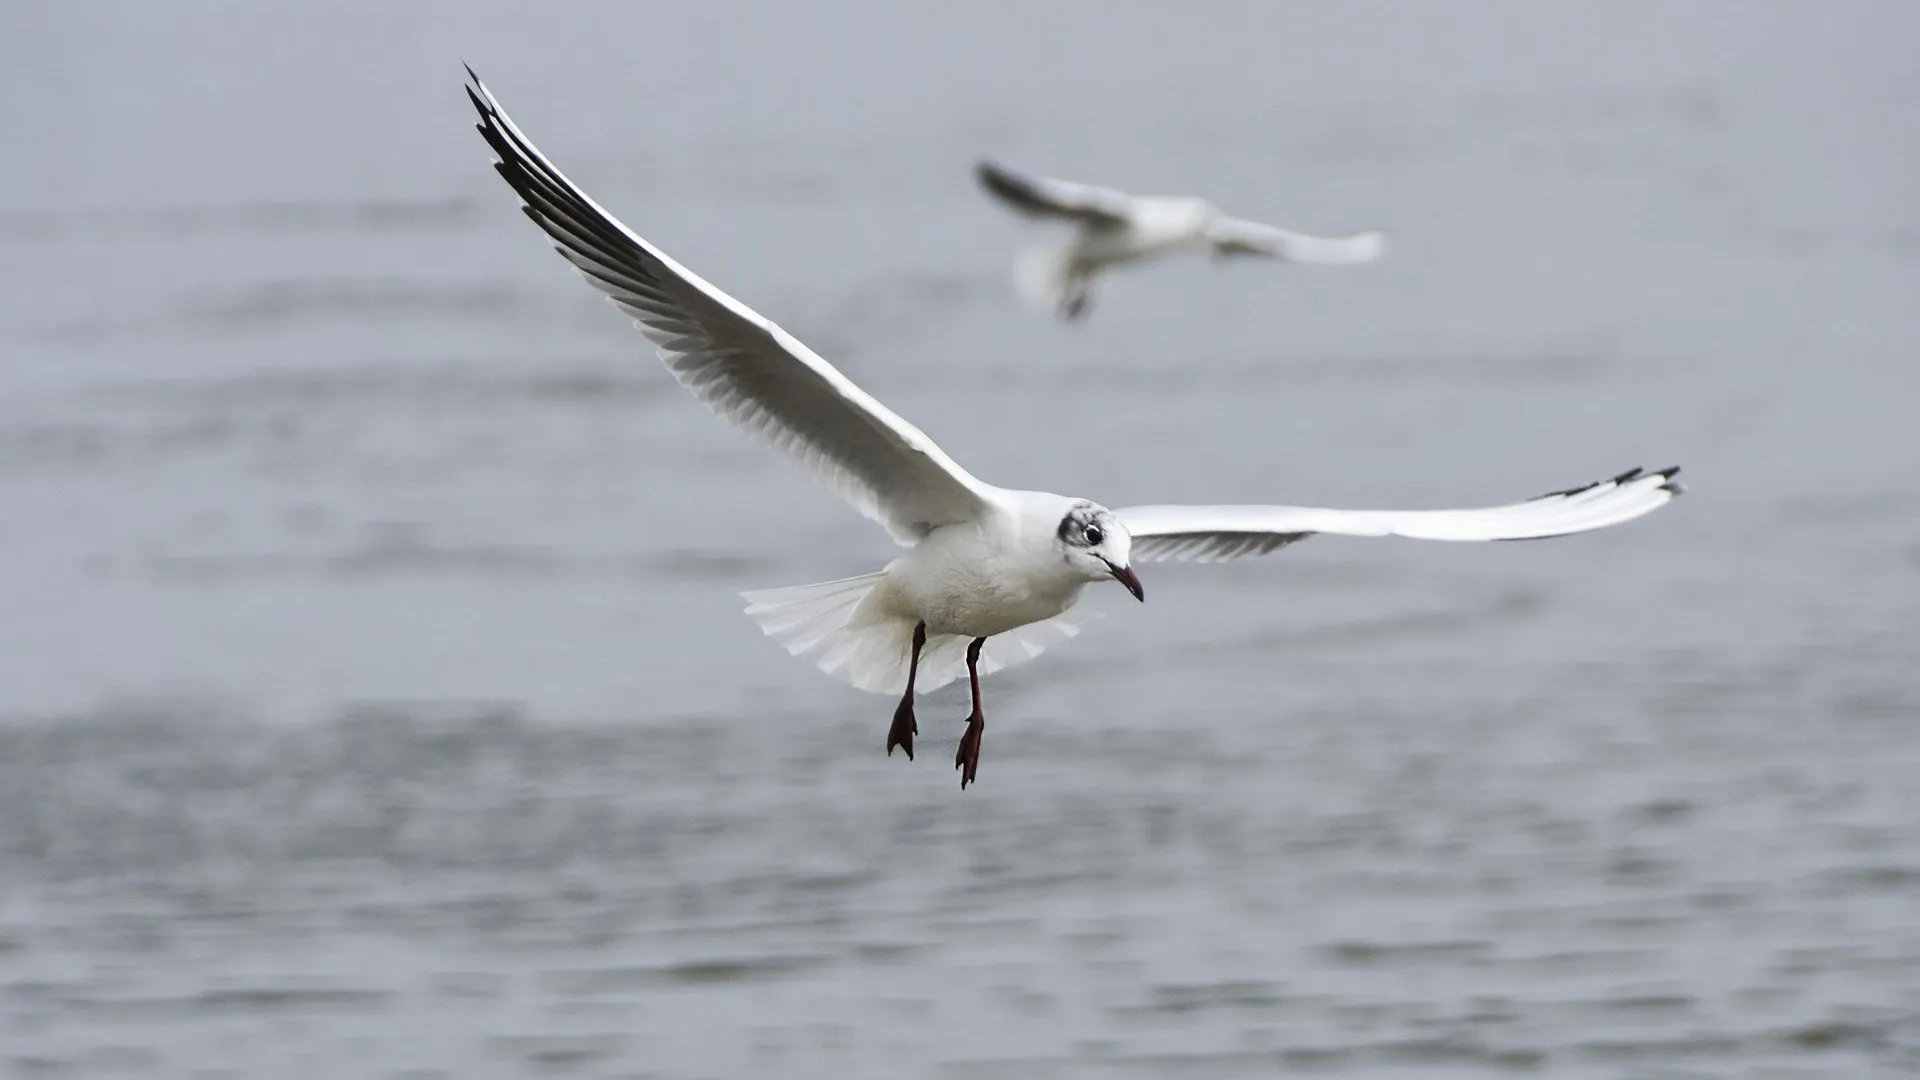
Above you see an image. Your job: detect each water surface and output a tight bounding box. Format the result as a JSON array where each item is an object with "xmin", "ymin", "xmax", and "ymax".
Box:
[{"xmin": 1, "ymin": 3, "xmax": 1916, "ymax": 1076}]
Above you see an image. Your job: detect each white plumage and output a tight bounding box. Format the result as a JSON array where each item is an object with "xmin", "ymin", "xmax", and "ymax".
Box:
[
  {"xmin": 976, "ymin": 159, "xmax": 1387, "ymax": 320},
  {"xmin": 466, "ymin": 69, "xmax": 1682, "ymax": 785}
]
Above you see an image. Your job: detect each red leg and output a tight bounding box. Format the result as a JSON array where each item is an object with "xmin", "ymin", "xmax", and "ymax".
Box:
[
  {"xmin": 955, "ymin": 637, "xmax": 987, "ymax": 789},
  {"xmin": 887, "ymin": 622, "xmax": 926, "ymax": 760}
]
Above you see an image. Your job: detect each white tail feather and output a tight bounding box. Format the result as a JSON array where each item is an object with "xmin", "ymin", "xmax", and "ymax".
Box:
[{"xmin": 741, "ymin": 572, "xmax": 1098, "ymax": 696}]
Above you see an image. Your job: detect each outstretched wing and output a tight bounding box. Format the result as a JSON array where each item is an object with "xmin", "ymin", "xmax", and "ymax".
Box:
[
  {"xmin": 1120, "ymin": 467, "xmax": 1682, "ymax": 563},
  {"xmin": 975, "ymin": 160, "xmax": 1134, "ymax": 227},
  {"xmin": 467, "ymin": 68, "xmax": 999, "ymax": 544},
  {"xmin": 1206, "ymin": 216, "xmax": 1388, "ymax": 264}
]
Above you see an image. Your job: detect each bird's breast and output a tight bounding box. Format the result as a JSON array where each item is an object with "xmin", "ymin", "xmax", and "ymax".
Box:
[{"xmin": 889, "ymin": 529, "xmax": 1083, "ymax": 639}]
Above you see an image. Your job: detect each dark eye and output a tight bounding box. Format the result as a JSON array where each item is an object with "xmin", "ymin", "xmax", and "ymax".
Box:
[{"xmin": 1083, "ymin": 524, "xmax": 1104, "ymax": 546}]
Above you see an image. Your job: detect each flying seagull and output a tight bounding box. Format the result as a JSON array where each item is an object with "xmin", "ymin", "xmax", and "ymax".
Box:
[
  {"xmin": 464, "ymin": 69, "xmax": 1681, "ymax": 788},
  {"xmin": 975, "ymin": 159, "xmax": 1388, "ymax": 320}
]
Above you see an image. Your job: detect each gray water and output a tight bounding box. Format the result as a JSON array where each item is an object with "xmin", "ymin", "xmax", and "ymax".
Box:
[{"xmin": 2, "ymin": 3, "xmax": 1918, "ymax": 1077}]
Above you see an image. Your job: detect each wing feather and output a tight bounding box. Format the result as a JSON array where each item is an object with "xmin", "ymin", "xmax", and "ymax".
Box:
[
  {"xmin": 975, "ymin": 160, "xmax": 1134, "ymax": 227},
  {"xmin": 467, "ymin": 68, "xmax": 996, "ymax": 543},
  {"xmin": 1205, "ymin": 216, "xmax": 1388, "ymax": 264},
  {"xmin": 1122, "ymin": 467, "xmax": 1683, "ymax": 563}
]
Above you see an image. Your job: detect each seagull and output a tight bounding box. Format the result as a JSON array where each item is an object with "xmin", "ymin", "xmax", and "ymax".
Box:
[
  {"xmin": 464, "ymin": 69, "xmax": 1682, "ymax": 789},
  {"xmin": 975, "ymin": 159, "xmax": 1388, "ymax": 320}
]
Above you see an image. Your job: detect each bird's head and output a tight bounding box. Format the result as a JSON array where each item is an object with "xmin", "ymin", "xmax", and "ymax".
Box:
[{"xmin": 1056, "ymin": 501, "xmax": 1142, "ymax": 601}]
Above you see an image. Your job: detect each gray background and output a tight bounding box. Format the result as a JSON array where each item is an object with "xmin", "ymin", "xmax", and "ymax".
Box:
[{"xmin": 0, "ymin": 2, "xmax": 1915, "ymax": 1077}]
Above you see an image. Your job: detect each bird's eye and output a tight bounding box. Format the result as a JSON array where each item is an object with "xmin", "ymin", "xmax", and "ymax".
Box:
[{"xmin": 1083, "ymin": 525, "xmax": 1104, "ymax": 546}]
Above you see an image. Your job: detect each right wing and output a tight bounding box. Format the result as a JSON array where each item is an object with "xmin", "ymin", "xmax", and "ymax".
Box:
[
  {"xmin": 975, "ymin": 160, "xmax": 1135, "ymax": 228},
  {"xmin": 1206, "ymin": 216, "xmax": 1388, "ymax": 264},
  {"xmin": 1120, "ymin": 467, "xmax": 1682, "ymax": 563},
  {"xmin": 467, "ymin": 68, "xmax": 998, "ymax": 544}
]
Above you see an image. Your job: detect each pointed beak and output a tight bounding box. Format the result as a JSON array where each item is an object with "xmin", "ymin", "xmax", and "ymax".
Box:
[{"xmin": 1105, "ymin": 560, "xmax": 1145, "ymax": 602}]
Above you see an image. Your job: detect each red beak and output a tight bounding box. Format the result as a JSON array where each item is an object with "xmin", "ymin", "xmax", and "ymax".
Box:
[{"xmin": 1106, "ymin": 561, "xmax": 1145, "ymax": 602}]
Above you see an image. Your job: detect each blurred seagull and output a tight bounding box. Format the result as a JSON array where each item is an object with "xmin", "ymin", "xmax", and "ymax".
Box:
[
  {"xmin": 976, "ymin": 158, "xmax": 1386, "ymax": 320},
  {"xmin": 465, "ymin": 68, "xmax": 1681, "ymax": 789}
]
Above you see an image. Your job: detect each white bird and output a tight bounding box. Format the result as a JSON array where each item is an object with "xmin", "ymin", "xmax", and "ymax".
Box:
[
  {"xmin": 465, "ymin": 70, "xmax": 1682, "ymax": 788},
  {"xmin": 976, "ymin": 159, "xmax": 1388, "ymax": 320}
]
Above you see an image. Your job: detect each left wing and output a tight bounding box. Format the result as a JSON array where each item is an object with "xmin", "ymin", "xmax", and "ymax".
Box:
[
  {"xmin": 975, "ymin": 160, "xmax": 1135, "ymax": 228},
  {"xmin": 465, "ymin": 67, "xmax": 1000, "ymax": 545},
  {"xmin": 1119, "ymin": 467, "xmax": 1682, "ymax": 563},
  {"xmin": 1206, "ymin": 216, "xmax": 1387, "ymax": 264}
]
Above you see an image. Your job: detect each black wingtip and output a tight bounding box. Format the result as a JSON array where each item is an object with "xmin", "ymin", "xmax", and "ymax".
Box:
[
  {"xmin": 1654, "ymin": 465, "xmax": 1685, "ymax": 496},
  {"xmin": 1531, "ymin": 474, "xmax": 1601, "ymax": 502},
  {"xmin": 976, "ymin": 158, "xmax": 1026, "ymax": 187},
  {"xmin": 463, "ymin": 65, "xmax": 500, "ymax": 125},
  {"xmin": 464, "ymin": 85, "xmax": 494, "ymax": 128},
  {"xmin": 463, "ymin": 62, "xmax": 492, "ymax": 103},
  {"xmin": 1531, "ymin": 464, "xmax": 1678, "ymax": 503}
]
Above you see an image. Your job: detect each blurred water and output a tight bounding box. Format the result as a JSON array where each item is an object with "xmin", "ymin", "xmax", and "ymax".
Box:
[{"xmin": 1, "ymin": 2, "xmax": 1917, "ymax": 1077}]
